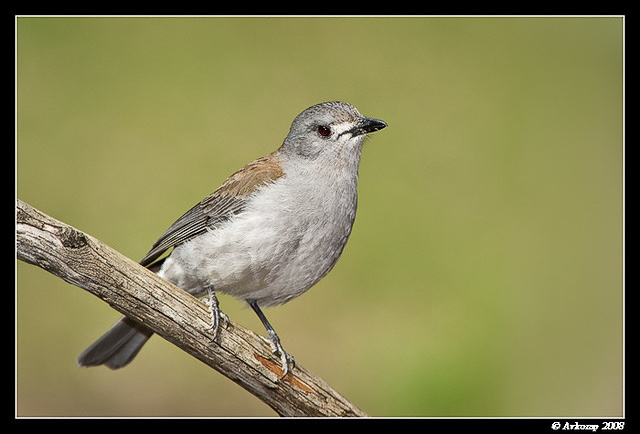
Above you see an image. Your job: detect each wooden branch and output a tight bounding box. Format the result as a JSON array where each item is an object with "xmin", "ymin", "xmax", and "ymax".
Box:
[{"xmin": 16, "ymin": 199, "xmax": 366, "ymax": 417}]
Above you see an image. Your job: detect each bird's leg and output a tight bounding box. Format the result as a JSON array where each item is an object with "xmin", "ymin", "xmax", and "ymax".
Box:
[
  {"xmin": 204, "ymin": 286, "xmax": 228, "ymax": 340},
  {"xmin": 249, "ymin": 300, "xmax": 295, "ymax": 380}
]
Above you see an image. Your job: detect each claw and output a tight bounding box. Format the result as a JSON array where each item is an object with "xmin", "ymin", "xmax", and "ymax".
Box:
[
  {"xmin": 249, "ymin": 300, "xmax": 295, "ymax": 380},
  {"xmin": 205, "ymin": 287, "xmax": 228, "ymax": 340},
  {"xmin": 268, "ymin": 333, "xmax": 296, "ymax": 379}
]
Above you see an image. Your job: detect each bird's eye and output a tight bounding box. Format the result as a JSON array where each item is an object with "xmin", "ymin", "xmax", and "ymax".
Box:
[{"xmin": 317, "ymin": 125, "xmax": 331, "ymax": 137}]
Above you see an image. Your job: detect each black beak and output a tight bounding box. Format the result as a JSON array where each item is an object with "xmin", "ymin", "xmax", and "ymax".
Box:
[
  {"xmin": 361, "ymin": 117, "xmax": 387, "ymax": 134},
  {"xmin": 347, "ymin": 117, "xmax": 388, "ymax": 137}
]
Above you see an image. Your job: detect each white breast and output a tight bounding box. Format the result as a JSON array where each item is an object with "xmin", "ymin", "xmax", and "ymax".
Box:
[{"xmin": 159, "ymin": 160, "xmax": 359, "ymax": 307}]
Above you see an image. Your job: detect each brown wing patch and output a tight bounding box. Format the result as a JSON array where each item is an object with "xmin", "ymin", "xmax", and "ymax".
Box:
[
  {"xmin": 213, "ymin": 152, "xmax": 285, "ymax": 198},
  {"xmin": 139, "ymin": 152, "xmax": 285, "ymax": 267}
]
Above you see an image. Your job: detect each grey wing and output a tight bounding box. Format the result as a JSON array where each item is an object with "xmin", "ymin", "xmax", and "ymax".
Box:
[
  {"xmin": 139, "ymin": 193, "xmax": 246, "ymax": 268},
  {"xmin": 138, "ymin": 152, "xmax": 285, "ymax": 268}
]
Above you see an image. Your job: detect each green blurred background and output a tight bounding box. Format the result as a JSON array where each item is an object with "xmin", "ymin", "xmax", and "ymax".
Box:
[{"xmin": 16, "ymin": 17, "xmax": 623, "ymax": 417}]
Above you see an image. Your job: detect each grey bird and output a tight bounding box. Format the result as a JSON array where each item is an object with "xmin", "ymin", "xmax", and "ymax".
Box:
[{"xmin": 77, "ymin": 101, "xmax": 387, "ymax": 377}]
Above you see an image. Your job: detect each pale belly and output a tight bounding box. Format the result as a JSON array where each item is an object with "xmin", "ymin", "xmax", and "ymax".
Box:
[{"xmin": 158, "ymin": 184, "xmax": 356, "ymax": 306}]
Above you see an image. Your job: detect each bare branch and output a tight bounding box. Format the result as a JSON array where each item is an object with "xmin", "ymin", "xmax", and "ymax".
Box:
[{"xmin": 16, "ymin": 199, "xmax": 366, "ymax": 417}]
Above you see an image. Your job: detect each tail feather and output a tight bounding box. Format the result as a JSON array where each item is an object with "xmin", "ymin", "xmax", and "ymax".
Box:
[{"xmin": 77, "ymin": 316, "xmax": 154, "ymax": 369}]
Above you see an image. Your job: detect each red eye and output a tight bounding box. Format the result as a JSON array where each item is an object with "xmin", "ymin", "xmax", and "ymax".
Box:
[{"xmin": 317, "ymin": 125, "xmax": 331, "ymax": 137}]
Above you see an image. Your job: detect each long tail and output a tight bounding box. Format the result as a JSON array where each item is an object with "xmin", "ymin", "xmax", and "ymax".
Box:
[{"xmin": 77, "ymin": 316, "xmax": 154, "ymax": 369}]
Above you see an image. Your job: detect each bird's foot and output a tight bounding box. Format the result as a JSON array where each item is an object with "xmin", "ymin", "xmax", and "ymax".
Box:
[
  {"xmin": 267, "ymin": 331, "xmax": 295, "ymax": 380},
  {"xmin": 204, "ymin": 287, "xmax": 229, "ymax": 340}
]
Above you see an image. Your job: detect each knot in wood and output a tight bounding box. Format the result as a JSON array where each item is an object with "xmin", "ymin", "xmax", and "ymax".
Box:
[{"xmin": 59, "ymin": 226, "xmax": 88, "ymax": 248}]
